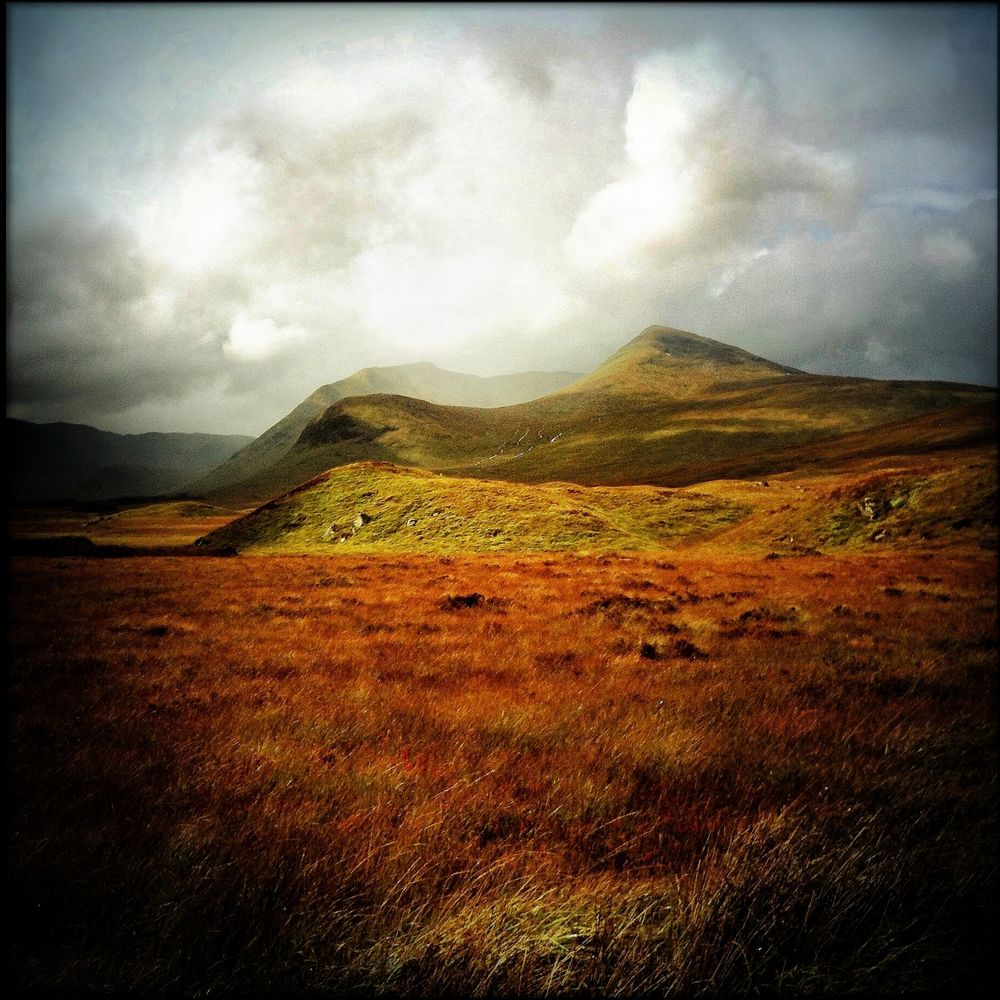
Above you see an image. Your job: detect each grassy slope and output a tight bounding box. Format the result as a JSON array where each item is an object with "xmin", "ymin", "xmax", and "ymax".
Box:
[
  {"xmin": 200, "ymin": 427, "xmax": 996, "ymax": 556},
  {"xmin": 186, "ymin": 363, "xmax": 579, "ymax": 497},
  {"xmin": 201, "ymin": 462, "xmax": 751, "ymax": 555},
  {"xmin": 204, "ymin": 327, "xmax": 995, "ymax": 506}
]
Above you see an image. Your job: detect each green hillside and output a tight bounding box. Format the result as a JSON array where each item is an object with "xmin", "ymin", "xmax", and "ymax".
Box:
[
  {"xmin": 201, "ymin": 326, "xmax": 995, "ymax": 506},
  {"xmin": 197, "ymin": 419, "xmax": 996, "ymax": 557},
  {"xmin": 557, "ymin": 324, "xmax": 801, "ymax": 396},
  {"xmin": 198, "ymin": 461, "xmax": 750, "ymax": 555},
  {"xmin": 185, "ymin": 363, "xmax": 578, "ymax": 497}
]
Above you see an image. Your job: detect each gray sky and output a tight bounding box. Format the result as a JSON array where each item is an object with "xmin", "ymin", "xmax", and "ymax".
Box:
[{"xmin": 7, "ymin": 3, "xmax": 997, "ymax": 435}]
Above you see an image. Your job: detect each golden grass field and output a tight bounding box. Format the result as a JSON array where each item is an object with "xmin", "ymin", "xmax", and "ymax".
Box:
[{"xmin": 8, "ymin": 469, "xmax": 997, "ymax": 997}]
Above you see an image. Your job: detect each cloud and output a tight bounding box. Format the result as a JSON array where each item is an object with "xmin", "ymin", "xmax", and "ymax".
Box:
[
  {"xmin": 224, "ymin": 314, "xmax": 307, "ymax": 360},
  {"xmin": 6, "ymin": 5, "xmax": 997, "ymax": 435},
  {"xmin": 921, "ymin": 229, "xmax": 977, "ymax": 281},
  {"xmin": 673, "ymin": 200, "xmax": 997, "ymax": 383},
  {"xmin": 567, "ymin": 45, "xmax": 861, "ymax": 274},
  {"xmin": 6, "ymin": 213, "xmax": 245, "ymax": 414}
]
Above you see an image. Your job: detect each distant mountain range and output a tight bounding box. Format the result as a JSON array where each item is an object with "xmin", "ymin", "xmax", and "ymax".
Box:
[
  {"xmin": 8, "ymin": 420, "xmax": 254, "ymax": 502},
  {"xmin": 192, "ymin": 326, "xmax": 996, "ymax": 506}
]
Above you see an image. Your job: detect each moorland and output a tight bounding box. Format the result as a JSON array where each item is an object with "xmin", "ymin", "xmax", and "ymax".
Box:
[{"xmin": 8, "ymin": 325, "xmax": 997, "ymax": 997}]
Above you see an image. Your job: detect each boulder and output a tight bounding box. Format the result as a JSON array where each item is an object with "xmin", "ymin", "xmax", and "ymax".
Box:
[{"xmin": 857, "ymin": 496, "xmax": 887, "ymax": 521}]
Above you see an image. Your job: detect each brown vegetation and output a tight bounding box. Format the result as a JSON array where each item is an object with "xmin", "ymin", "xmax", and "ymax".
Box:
[{"xmin": 9, "ymin": 546, "xmax": 996, "ymax": 995}]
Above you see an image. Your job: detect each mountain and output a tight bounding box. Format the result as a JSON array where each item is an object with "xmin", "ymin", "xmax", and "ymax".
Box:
[
  {"xmin": 8, "ymin": 419, "xmax": 254, "ymax": 502},
  {"xmin": 184, "ymin": 362, "xmax": 579, "ymax": 498},
  {"xmin": 195, "ymin": 325, "xmax": 996, "ymax": 506},
  {"xmin": 559, "ymin": 325, "xmax": 802, "ymax": 396}
]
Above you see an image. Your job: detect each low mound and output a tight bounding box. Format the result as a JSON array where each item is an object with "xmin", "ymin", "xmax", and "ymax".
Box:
[
  {"xmin": 196, "ymin": 461, "xmax": 750, "ymax": 555},
  {"xmin": 196, "ymin": 435, "xmax": 997, "ymax": 557}
]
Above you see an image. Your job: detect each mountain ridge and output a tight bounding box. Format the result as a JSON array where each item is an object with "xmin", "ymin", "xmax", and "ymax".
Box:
[
  {"xmin": 194, "ymin": 324, "xmax": 995, "ymax": 506},
  {"xmin": 555, "ymin": 325, "xmax": 802, "ymax": 396},
  {"xmin": 9, "ymin": 419, "xmax": 254, "ymax": 502},
  {"xmin": 183, "ymin": 361, "xmax": 580, "ymax": 497}
]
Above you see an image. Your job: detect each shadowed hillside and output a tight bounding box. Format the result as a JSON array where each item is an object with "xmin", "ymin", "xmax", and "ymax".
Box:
[
  {"xmin": 8, "ymin": 419, "xmax": 253, "ymax": 502},
  {"xmin": 198, "ymin": 326, "xmax": 996, "ymax": 506}
]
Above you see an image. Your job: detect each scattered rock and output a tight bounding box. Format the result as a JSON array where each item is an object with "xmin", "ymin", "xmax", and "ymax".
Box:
[
  {"xmin": 857, "ymin": 496, "xmax": 888, "ymax": 521},
  {"xmin": 407, "ymin": 518, "xmax": 417, "ymax": 527},
  {"xmin": 353, "ymin": 512, "xmax": 372, "ymax": 531}
]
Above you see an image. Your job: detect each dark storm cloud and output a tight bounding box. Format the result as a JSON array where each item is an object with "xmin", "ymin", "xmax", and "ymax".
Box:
[{"xmin": 7, "ymin": 213, "xmax": 245, "ymax": 414}]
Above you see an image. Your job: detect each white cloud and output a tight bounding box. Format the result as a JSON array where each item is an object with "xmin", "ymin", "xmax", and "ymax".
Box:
[
  {"xmin": 921, "ymin": 229, "xmax": 977, "ymax": 280},
  {"xmin": 135, "ymin": 131, "xmax": 265, "ymax": 273},
  {"xmin": 710, "ymin": 248, "xmax": 770, "ymax": 299},
  {"xmin": 567, "ymin": 47, "xmax": 720, "ymax": 270},
  {"xmin": 224, "ymin": 313, "xmax": 306, "ymax": 360}
]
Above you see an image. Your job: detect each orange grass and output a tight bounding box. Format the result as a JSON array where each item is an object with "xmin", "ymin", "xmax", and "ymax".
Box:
[
  {"xmin": 6, "ymin": 502, "xmax": 242, "ymax": 549},
  {"xmin": 8, "ymin": 550, "xmax": 997, "ymax": 996}
]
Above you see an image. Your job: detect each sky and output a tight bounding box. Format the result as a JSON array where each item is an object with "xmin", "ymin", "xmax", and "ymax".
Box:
[{"xmin": 7, "ymin": 3, "xmax": 997, "ymax": 436}]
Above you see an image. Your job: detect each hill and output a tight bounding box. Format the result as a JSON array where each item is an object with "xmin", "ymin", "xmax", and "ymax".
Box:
[
  {"xmin": 184, "ymin": 362, "xmax": 579, "ymax": 497},
  {"xmin": 8, "ymin": 419, "xmax": 254, "ymax": 502},
  {"xmin": 197, "ymin": 417, "xmax": 996, "ymax": 556},
  {"xmin": 559, "ymin": 324, "xmax": 802, "ymax": 396},
  {"xmin": 197, "ymin": 461, "xmax": 752, "ymax": 555},
  {"xmin": 198, "ymin": 326, "xmax": 996, "ymax": 506}
]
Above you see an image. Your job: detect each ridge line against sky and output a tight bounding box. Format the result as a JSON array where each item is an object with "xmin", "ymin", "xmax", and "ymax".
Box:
[{"xmin": 7, "ymin": 2, "xmax": 997, "ymax": 436}]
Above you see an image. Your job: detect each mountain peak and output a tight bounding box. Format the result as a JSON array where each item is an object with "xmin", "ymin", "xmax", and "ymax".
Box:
[
  {"xmin": 630, "ymin": 325, "xmax": 795, "ymax": 366},
  {"xmin": 560, "ymin": 324, "xmax": 802, "ymax": 397}
]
